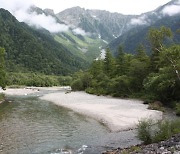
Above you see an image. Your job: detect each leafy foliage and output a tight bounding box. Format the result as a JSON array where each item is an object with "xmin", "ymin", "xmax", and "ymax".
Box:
[
  {"xmin": 71, "ymin": 26, "xmax": 180, "ymax": 106},
  {"xmin": 137, "ymin": 120, "xmax": 153, "ymax": 144}
]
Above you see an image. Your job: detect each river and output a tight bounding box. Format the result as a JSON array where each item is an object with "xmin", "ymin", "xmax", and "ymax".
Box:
[{"xmin": 0, "ymin": 89, "xmax": 140, "ymax": 154}]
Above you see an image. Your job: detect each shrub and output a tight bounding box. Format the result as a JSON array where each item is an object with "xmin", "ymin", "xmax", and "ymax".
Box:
[
  {"xmin": 175, "ymin": 103, "xmax": 180, "ymax": 116},
  {"xmin": 137, "ymin": 119, "xmax": 180, "ymax": 144},
  {"xmin": 153, "ymin": 120, "xmax": 172, "ymax": 142},
  {"xmin": 71, "ymin": 79, "xmax": 84, "ymax": 91},
  {"xmin": 137, "ymin": 119, "xmax": 152, "ymax": 144}
]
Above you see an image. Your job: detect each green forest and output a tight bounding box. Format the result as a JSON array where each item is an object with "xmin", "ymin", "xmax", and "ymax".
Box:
[
  {"xmin": 0, "ymin": 25, "xmax": 180, "ymax": 113},
  {"xmin": 0, "ymin": 8, "xmax": 88, "ymax": 75},
  {"xmin": 71, "ymin": 26, "xmax": 180, "ymax": 110}
]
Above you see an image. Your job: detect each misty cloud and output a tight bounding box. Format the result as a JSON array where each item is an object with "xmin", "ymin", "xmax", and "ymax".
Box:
[
  {"xmin": 0, "ymin": 0, "xmax": 69, "ymax": 33},
  {"xmin": 130, "ymin": 15, "xmax": 149, "ymax": 25},
  {"xmin": 162, "ymin": 3, "xmax": 180, "ymax": 16},
  {"xmin": 17, "ymin": 11, "xmax": 69, "ymax": 33},
  {"xmin": 72, "ymin": 28, "xmax": 90, "ymax": 36}
]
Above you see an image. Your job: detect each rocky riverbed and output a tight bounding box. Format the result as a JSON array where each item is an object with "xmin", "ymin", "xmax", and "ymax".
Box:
[{"xmin": 104, "ymin": 133, "xmax": 180, "ymax": 154}]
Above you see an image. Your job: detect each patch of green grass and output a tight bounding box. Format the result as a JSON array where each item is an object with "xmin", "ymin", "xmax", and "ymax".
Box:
[{"xmin": 54, "ymin": 32, "xmax": 106, "ymax": 62}]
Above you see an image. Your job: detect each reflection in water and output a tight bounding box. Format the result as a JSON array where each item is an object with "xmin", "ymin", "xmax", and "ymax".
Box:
[{"xmin": 0, "ymin": 92, "xmax": 140, "ymax": 154}]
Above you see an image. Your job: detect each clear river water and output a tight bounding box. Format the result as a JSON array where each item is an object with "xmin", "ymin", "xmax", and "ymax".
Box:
[{"xmin": 0, "ymin": 89, "xmax": 140, "ymax": 154}]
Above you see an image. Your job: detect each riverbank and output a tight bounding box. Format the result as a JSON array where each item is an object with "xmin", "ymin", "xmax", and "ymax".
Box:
[
  {"xmin": 104, "ymin": 133, "xmax": 180, "ymax": 154},
  {"xmin": 0, "ymin": 86, "xmax": 71, "ymax": 96},
  {"xmin": 40, "ymin": 91, "xmax": 163, "ymax": 132},
  {"xmin": 0, "ymin": 87, "xmax": 163, "ymax": 131}
]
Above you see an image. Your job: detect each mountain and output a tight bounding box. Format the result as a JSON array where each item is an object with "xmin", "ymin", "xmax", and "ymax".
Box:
[
  {"xmin": 56, "ymin": 7, "xmax": 136, "ymax": 42},
  {"xmin": 0, "ymin": 8, "xmax": 88, "ymax": 75},
  {"xmin": 108, "ymin": 0, "xmax": 180, "ymax": 54},
  {"xmin": 26, "ymin": 3, "xmax": 180, "ymax": 61},
  {"xmin": 28, "ymin": 6, "xmax": 106, "ymax": 62},
  {"xmin": 1, "ymin": 0, "xmax": 179, "ymax": 75}
]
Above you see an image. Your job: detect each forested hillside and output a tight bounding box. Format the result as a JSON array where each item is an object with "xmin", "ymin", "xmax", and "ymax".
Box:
[
  {"xmin": 0, "ymin": 8, "xmax": 88, "ymax": 75},
  {"xmin": 30, "ymin": 6, "xmax": 107, "ymax": 62}
]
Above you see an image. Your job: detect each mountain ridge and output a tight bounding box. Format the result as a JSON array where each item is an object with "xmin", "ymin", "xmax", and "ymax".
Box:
[{"xmin": 108, "ymin": 0, "xmax": 180, "ymax": 54}]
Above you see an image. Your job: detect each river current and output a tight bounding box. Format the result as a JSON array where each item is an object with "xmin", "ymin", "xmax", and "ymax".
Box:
[{"xmin": 0, "ymin": 89, "xmax": 140, "ymax": 154}]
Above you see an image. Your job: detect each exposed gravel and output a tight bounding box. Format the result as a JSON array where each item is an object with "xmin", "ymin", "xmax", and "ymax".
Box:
[{"xmin": 103, "ymin": 133, "xmax": 180, "ymax": 154}]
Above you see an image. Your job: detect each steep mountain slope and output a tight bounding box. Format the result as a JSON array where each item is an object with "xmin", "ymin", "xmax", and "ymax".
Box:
[
  {"xmin": 29, "ymin": 6, "xmax": 106, "ymax": 62},
  {"xmin": 54, "ymin": 31, "xmax": 106, "ymax": 62},
  {"xmin": 108, "ymin": 0, "xmax": 180, "ymax": 54},
  {"xmin": 0, "ymin": 8, "xmax": 88, "ymax": 75},
  {"xmin": 56, "ymin": 7, "xmax": 135, "ymax": 42}
]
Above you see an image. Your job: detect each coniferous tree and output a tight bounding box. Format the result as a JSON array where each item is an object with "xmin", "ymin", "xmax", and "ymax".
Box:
[
  {"xmin": 0, "ymin": 47, "xmax": 6, "ymax": 89},
  {"xmin": 136, "ymin": 44, "xmax": 148, "ymax": 61},
  {"xmin": 104, "ymin": 48, "xmax": 114, "ymax": 77},
  {"xmin": 116, "ymin": 45, "xmax": 126, "ymax": 75}
]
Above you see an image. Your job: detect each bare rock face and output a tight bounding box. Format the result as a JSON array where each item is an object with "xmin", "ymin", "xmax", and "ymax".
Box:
[
  {"xmin": 56, "ymin": 7, "xmax": 136, "ymax": 42},
  {"xmin": 43, "ymin": 8, "xmax": 55, "ymax": 16}
]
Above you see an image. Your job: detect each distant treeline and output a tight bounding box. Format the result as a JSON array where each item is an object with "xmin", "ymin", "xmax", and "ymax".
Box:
[{"xmin": 6, "ymin": 72, "xmax": 72, "ymax": 87}]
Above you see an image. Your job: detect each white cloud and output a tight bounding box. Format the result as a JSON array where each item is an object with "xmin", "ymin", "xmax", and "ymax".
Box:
[
  {"xmin": 32, "ymin": 0, "xmax": 171, "ymax": 15},
  {"xmin": 130, "ymin": 15, "xmax": 149, "ymax": 25},
  {"xmin": 0, "ymin": 0, "xmax": 172, "ymax": 15},
  {"xmin": 0, "ymin": 0, "xmax": 69, "ymax": 33},
  {"xmin": 0, "ymin": 0, "xmax": 33, "ymax": 12},
  {"xmin": 162, "ymin": 4, "xmax": 180, "ymax": 16},
  {"xmin": 72, "ymin": 28, "xmax": 90, "ymax": 36},
  {"xmin": 18, "ymin": 11, "xmax": 69, "ymax": 33}
]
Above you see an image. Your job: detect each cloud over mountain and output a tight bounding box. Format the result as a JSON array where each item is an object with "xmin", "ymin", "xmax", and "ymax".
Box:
[
  {"xmin": 162, "ymin": 0, "xmax": 180, "ymax": 16},
  {"xmin": 0, "ymin": 0, "xmax": 69, "ymax": 33},
  {"xmin": 130, "ymin": 15, "xmax": 149, "ymax": 25},
  {"xmin": 72, "ymin": 28, "xmax": 90, "ymax": 36}
]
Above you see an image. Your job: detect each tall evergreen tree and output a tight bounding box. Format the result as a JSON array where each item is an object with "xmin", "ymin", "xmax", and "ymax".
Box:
[
  {"xmin": 0, "ymin": 47, "xmax": 6, "ymax": 89},
  {"xmin": 116, "ymin": 45, "xmax": 126, "ymax": 75},
  {"xmin": 136, "ymin": 44, "xmax": 148, "ymax": 61},
  {"xmin": 104, "ymin": 48, "xmax": 114, "ymax": 77}
]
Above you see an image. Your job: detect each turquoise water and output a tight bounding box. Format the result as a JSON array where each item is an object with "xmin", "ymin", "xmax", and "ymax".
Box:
[{"xmin": 0, "ymin": 90, "xmax": 140, "ymax": 154}]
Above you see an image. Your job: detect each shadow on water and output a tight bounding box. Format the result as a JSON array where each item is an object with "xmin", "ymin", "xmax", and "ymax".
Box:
[{"xmin": 0, "ymin": 93, "xmax": 140, "ymax": 154}]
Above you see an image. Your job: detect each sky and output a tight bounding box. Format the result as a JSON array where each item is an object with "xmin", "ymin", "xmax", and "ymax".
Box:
[
  {"xmin": 0, "ymin": 0, "xmax": 180, "ymax": 33},
  {"xmin": 31, "ymin": 0, "xmax": 172, "ymax": 15}
]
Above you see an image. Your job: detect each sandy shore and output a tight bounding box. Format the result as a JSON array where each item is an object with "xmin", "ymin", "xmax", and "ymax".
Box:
[
  {"xmin": 0, "ymin": 88, "xmax": 39, "ymax": 96},
  {"xmin": 40, "ymin": 91, "xmax": 163, "ymax": 132},
  {"xmin": 0, "ymin": 86, "xmax": 71, "ymax": 96}
]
